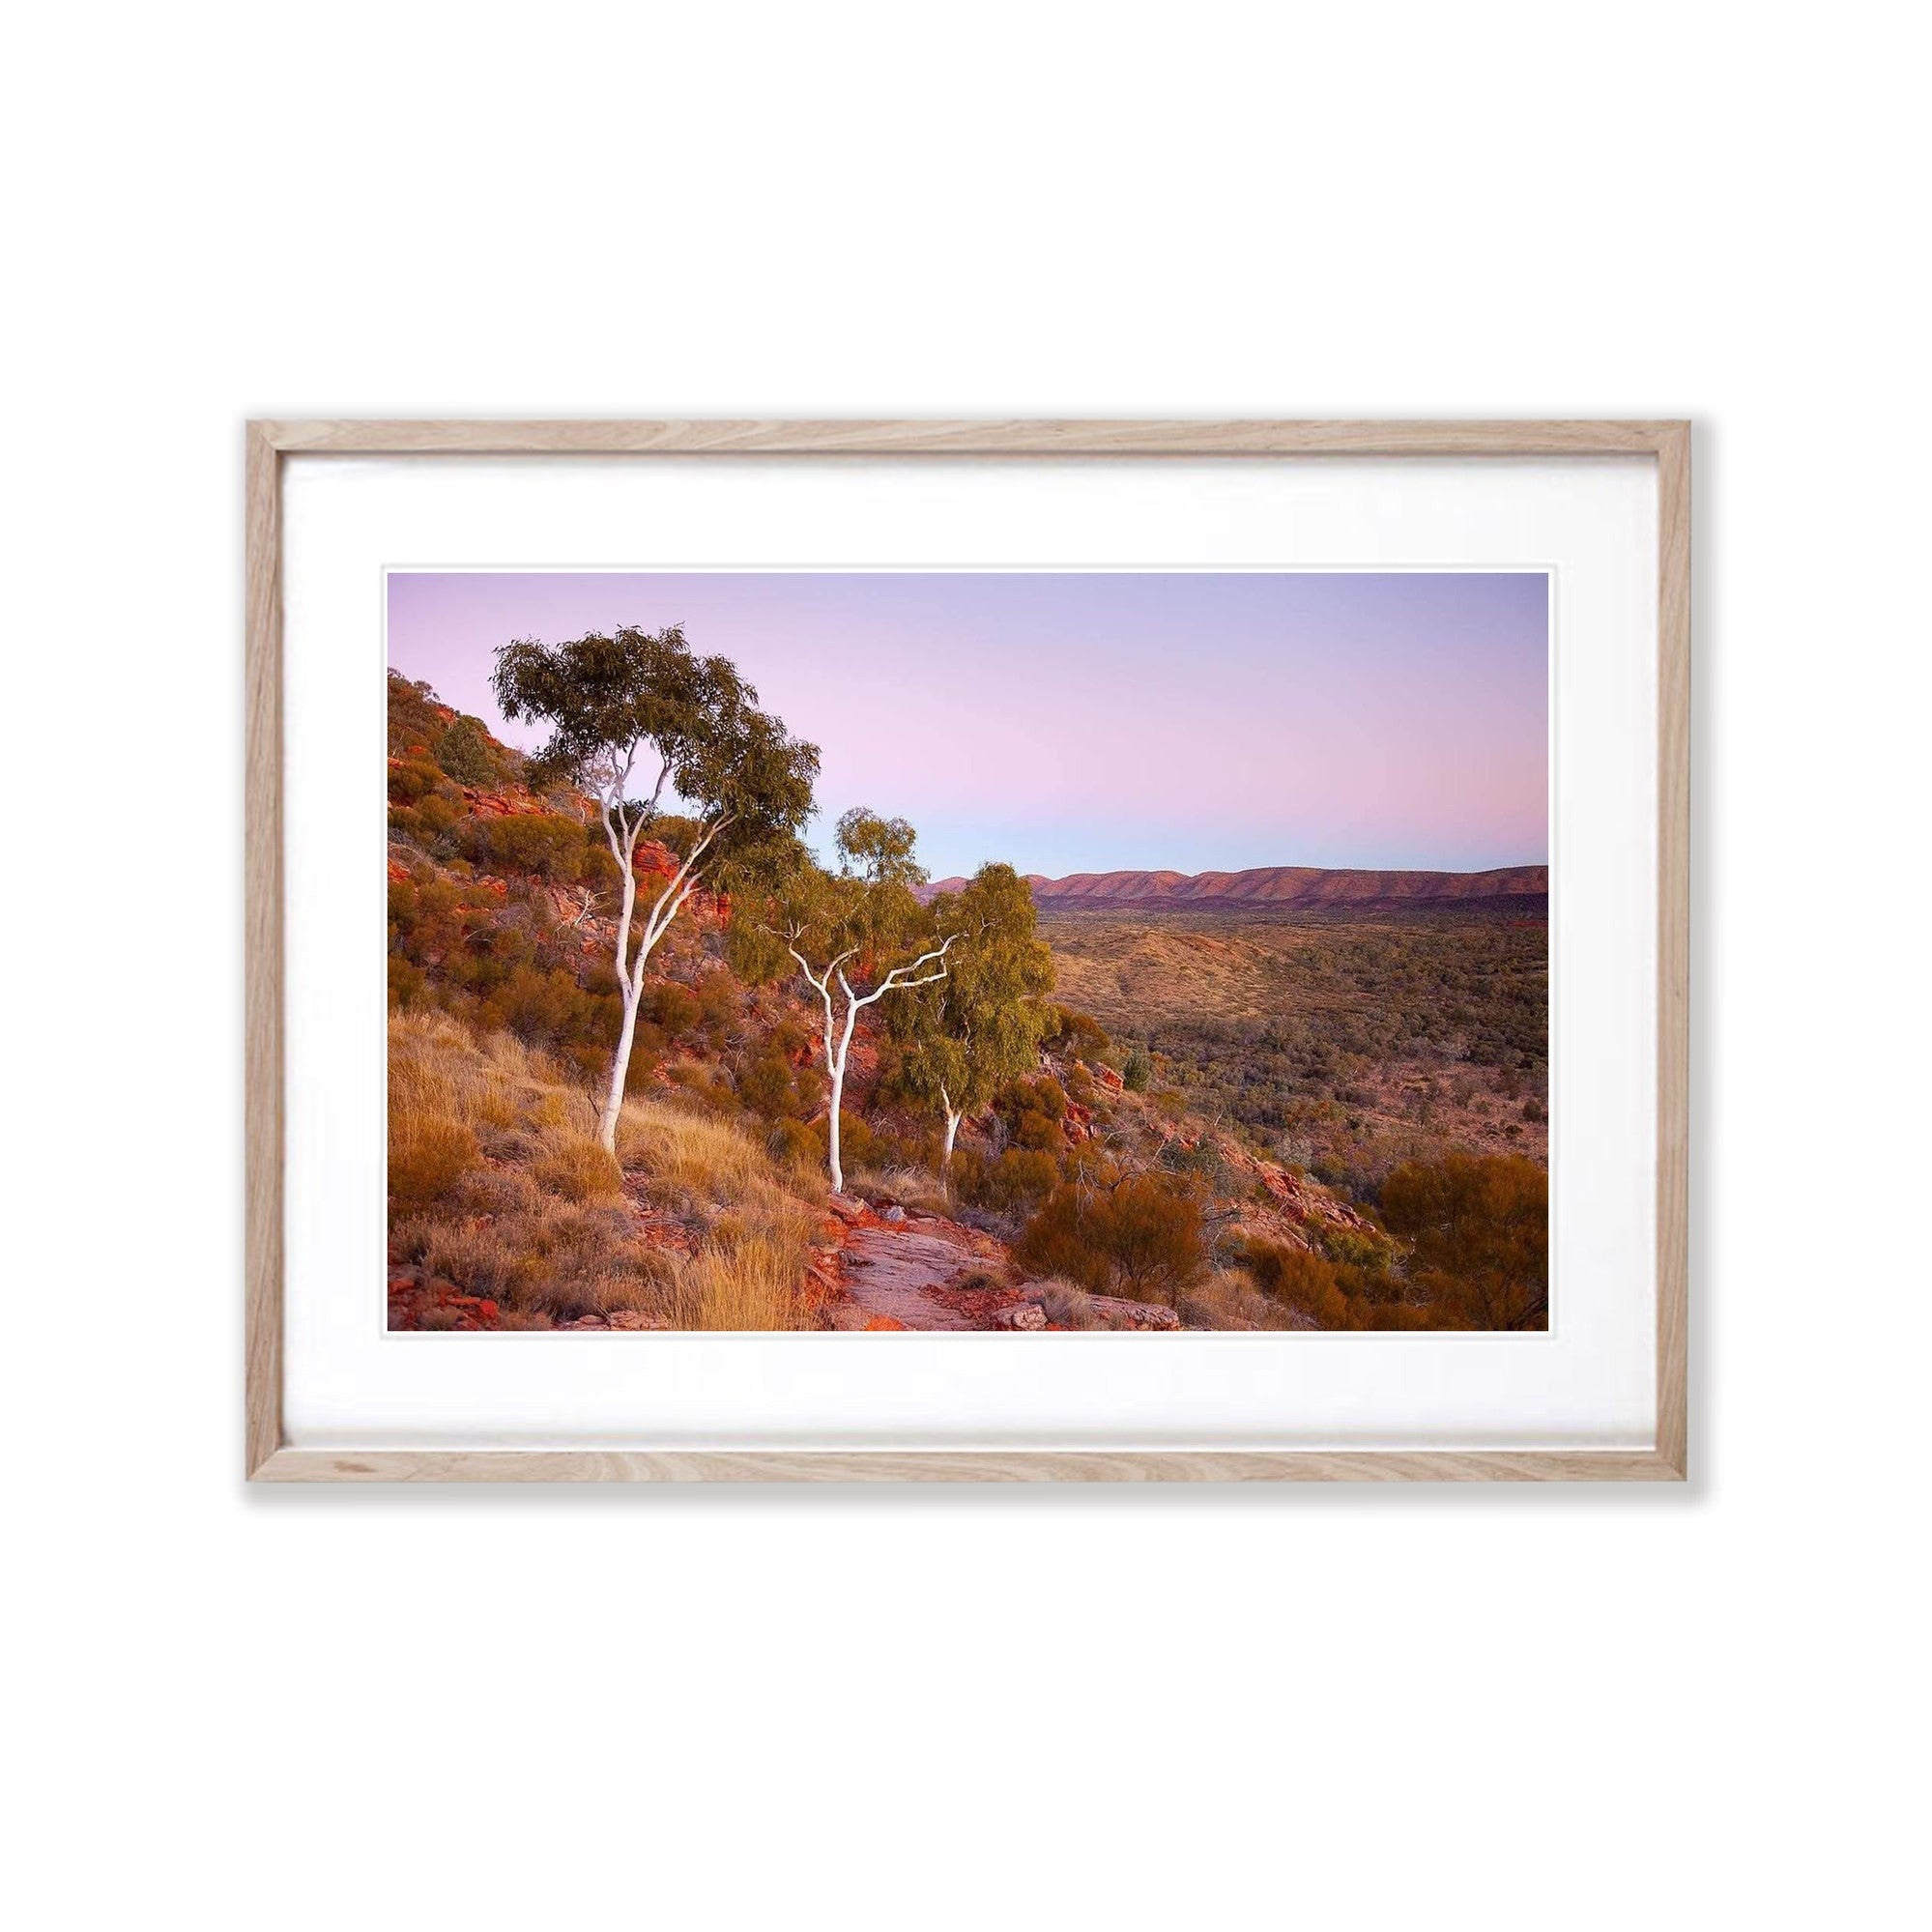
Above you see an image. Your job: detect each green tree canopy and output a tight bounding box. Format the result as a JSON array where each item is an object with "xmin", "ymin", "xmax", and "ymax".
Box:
[
  {"xmin": 888, "ymin": 862, "xmax": 1055, "ymax": 1167},
  {"xmin": 491, "ymin": 624, "xmax": 819, "ymax": 875}
]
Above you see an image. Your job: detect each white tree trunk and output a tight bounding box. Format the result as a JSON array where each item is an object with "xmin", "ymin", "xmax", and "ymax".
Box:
[
  {"xmin": 826, "ymin": 1058, "xmax": 846, "ymax": 1194},
  {"xmin": 596, "ymin": 981, "xmax": 643, "ymax": 1153},
  {"xmin": 940, "ymin": 1087, "xmax": 963, "ymax": 1194},
  {"xmin": 824, "ymin": 999, "xmax": 859, "ymax": 1194},
  {"xmin": 591, "ymin": 784, "xmax": 718, "ymax": 1157}
]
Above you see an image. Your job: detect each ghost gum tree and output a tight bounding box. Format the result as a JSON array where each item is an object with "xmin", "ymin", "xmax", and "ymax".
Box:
[
  {"xmin": 491, "ymin": 625, "xmax": 819, "ymax": 1154},
  {"xmin": 743, "ymin": 808, "xmax": 958, "ymax": 1194},
  {"xmin": 890, "ymin": 862, "xmax": 1055, "ymax": 1182}
]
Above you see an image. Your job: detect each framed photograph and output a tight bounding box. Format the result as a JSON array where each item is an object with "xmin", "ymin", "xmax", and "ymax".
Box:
[{"xmin": 246, "ymin": 419, "xmax": 1688, "ymax": 1482}]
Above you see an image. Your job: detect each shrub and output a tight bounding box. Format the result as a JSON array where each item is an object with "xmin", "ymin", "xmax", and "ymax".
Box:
[
  {"xmin": 1048, "ymin": 1006, "xmax": 1111, "ymax": 1063},
  {"xmin": 1122, "ymin": 1045, "xmax": 1153, "ymax": 1092},
  {"xmin": 953, "ymin": 1145, "xmax": 1060, "ymax": 1213},
  {"xmin": 1240, "ymin": 1240, "xmax": 1354, "ymax": 1328},
  {"xmin": 1379, "ymin": 1153, "xmax": 1548, "ymax": 1330},
  {"xmin": 461, "ymin": 811, "xmax": 588, "ymax": 882},
  {"xmin": 388, "ymin": 758, "xmax": 445, "ymax": 806},
  {"xmin": 415, "ymin": 792, "xmax": 459, "ymax": 837},
  {"xmin": 736, "ymin": 1050, "xmax": 795, "ymax": 1120},
  {"xmin": 1015, "ymin": 1175, "xmax": 1205, "ymax": 1304},
  {"xmin": 767, "ymin": 1119, "xmax": 819, "ymax": 1168},
  {"xmin": 694, "ymin": 970, "xmax": 739, "ymax": 1035},
  {"xmin": 646, "ymin": 981, "xmax": 702, "ymax": 1037},
  {"xmin": 388, "ymin": 955, "xmax": 428, "ymax": 1010},
  {"xmin": 736, "ymin": 1044, "xmax": 822, "ymax": 1122},
  {"xmin": 435, "ymin": 716, "xmax": 500, "ymax": 786},
  {"xmin": 668, "ymin": 1060, "xmax": 737, "ymax": 1115},
  {"xmin": 1159, "ymin": 1136, "xmax": 1226, "ymax": 1186},
  {"xmin": 996, "ymin": 1075, "xmax": 1066, "ymax": 1126},
  {"xmin": 816, "ymin": 1109, "xmax": 879, "ymax": 1172},
  {"xmin": 480, "ymin": 965, "xmax": 613, "ymax": 1052}
]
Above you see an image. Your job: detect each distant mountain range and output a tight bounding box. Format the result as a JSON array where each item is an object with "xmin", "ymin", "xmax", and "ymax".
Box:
[{"xmin": 922, "ymin": 863, "xmax": 1548, "ymax": 910}]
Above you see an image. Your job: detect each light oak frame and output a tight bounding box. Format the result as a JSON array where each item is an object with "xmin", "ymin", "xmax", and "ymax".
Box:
[{"xmin": 245, "ymin": 419, "xmax": 1689, "ymax": 1483}]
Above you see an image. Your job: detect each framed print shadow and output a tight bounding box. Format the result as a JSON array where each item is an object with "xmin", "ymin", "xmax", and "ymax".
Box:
[{"xmin": 245, "ymin": 419, "xmax": 1689, "ymax": 1482}]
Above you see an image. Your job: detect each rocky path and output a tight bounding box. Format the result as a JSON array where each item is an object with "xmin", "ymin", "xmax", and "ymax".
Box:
[
  {"xmin": 837, "ymin": 1225, "xmax": 1007, "ymax": 1330},
  {"xmin": 818, "ymin": 1197, "xmax": 1181, "ymax": 1331}
]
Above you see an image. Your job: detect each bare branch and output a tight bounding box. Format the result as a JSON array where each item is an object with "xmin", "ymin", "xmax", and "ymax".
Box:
[{"xmin": 851, "ymin": 932, "xmax": 961, "ymax": 1008}]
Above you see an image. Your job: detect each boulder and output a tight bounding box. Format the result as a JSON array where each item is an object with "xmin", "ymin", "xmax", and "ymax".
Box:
[
  {"xmin": 991, "ymin": 1302, "xmax": 1049, "ymax": 1330},
  {"xmin": 1080, "ymin": 1294, "xmax": 1182, "ymax": 1332}
]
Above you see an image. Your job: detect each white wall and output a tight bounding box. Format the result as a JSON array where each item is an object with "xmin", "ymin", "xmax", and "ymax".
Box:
[{"xmin": 9, "ymin": 6, "xmax": 1925, "ymax": 1929}]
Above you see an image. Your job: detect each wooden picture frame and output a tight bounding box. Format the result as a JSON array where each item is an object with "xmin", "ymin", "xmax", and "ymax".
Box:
[{"xmin": 246, "ymin": 418, "xmax": 1688, "ymax": 1483}]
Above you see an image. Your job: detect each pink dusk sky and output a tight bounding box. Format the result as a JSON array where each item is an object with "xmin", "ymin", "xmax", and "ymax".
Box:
[{"xmin": 388, "ymin": 571, "xmax": 1548, "ymax": 880}]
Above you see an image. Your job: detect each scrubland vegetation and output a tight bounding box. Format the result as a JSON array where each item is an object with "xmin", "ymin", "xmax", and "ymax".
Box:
[
  {"xmin": 1042, "ymin": 904, "xmax": 1548, "ymax": 1197},
  {"xmin": 386, "ymin": 665, "xmax": 1548, "ymax": 1332},
  {"xmin": 389, "ymin": 1011, "xmax": 825, "ymax": 1329}
]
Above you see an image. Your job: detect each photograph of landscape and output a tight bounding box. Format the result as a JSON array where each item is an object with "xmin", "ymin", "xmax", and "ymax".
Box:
[{"xmin": 387, "ymin": 570, "xmax": 1549, "ymax": 1333}]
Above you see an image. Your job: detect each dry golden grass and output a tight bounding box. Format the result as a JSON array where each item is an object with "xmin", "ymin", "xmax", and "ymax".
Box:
[
  {"xmin": 661, "ymin": 1231, "xmax": 813, "ymax": 1331},
  {"xmin": 1030, "ymin": 1279, "xmax": 1104, "ymax": 1329},
  {"xmin": 851, "ymin": 1164, "xmax": 952, "ymax": 1217},
  {"xmin": 389, "ymin": 1011, "xmax": 824, "ymax": 1330},
  {"xmin": 617, "ymin": 1097, "xmax": 825, "ymax": 1210},
  {"xmin": 533, "ymin": 1132, "xmax": 623, "ymax": 1202},
  {"xmin": 389, "ymin": 1112, "xmax": 477, "ymax": 1213}
]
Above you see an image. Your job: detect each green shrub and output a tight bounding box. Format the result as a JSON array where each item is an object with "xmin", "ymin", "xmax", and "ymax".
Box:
[
  {"xmin": 461, "ymin": 811, "xmax": 590, "ymax": 883},
  {"xmin": 736, "ymin": 1046, "xmax": 820, "ymax": 1122},
  {"xmin": 1122, "ymin": 1045, "xmax": 1153, "ymax": 1092},
  {"xmin": 388, "ymin": 758, "xmax": 446, "ymax": 806},
  {"xmin": 646, "ymin": 981, "xmax": 702, "ymax": 1037},
  {"xmin": 415, "ymin": 792, "xmax": 459, "ymax": 837},
  {"xmin": 831, "ymin": 1110, "xmax": 880, "ymax": 1170},
  {"xmin": 435, "ymin": 716, "xmax": 501, "ymax": 786}
]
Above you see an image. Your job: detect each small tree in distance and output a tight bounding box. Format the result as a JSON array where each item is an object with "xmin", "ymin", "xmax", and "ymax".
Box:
[
  {"xmin": 891, "ymin": 862, "xmax": 1055, "ymax": 1185},
  {"xmin": 492, "ymin": 625, "xmax": 819, "ymax": 1154}
]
